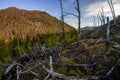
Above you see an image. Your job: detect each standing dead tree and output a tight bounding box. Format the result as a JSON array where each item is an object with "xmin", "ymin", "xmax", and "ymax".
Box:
[
  {"xmin": 60, "ymin": 0, "xmax": 65, "ymax": 43},
  {"xmin": 97, "ymin": 15, "xmax": 100, "ymax": 26},
  {"xmin": 93, "ymin": 16, "xmax": 96, "ymax": 27},
  {"xmin": 99, "ymin": 8, "xmax": 106, "ymax": 26},
  {"xmin": 76, "ymin": 0, "xmax": 81, "ymax": 44},
  {"xmin": 63, "ymin": 0, "xmax": 81, "ymax": 45},
  {"xmin": 106, "ymin": 17, "xmax": 110, "ymax": 41},
  {"xmin": 108, "ymin": 0, "xmax": 116, "ymax": 25},
  {"xmin": 97, "ymin": 13, "xmax": 103, "ymax": 26}
]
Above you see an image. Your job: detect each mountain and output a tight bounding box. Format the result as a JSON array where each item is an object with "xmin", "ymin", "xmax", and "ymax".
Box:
[
  {"xmin": 0, "ymin": 7, "xmax": 75, "ymax": 41},
  {"xmin": 81, "ymin": 26, "xmax": 95, "ymax": 34}
]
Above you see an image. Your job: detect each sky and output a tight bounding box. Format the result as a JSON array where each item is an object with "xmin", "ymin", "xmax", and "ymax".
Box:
[{"xmin": 0, "ymin": 0, "xmax": 120, "ymax": 28}]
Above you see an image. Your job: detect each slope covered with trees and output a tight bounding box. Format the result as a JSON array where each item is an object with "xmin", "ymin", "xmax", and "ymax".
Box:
[
  {"xmin": 0, "ymin": 7, "xmax": 76, "ymax": 41},
  {"xmin": 0, "ymin": 7, "xmax": 77, "ymax": 70}
]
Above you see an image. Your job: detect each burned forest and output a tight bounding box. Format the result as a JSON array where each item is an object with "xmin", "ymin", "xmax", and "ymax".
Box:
[{"xmin": 0, "ymin": 0, "xmax": 120, "ymax": 80}]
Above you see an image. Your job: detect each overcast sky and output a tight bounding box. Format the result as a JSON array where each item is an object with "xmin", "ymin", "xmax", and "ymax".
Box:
[{"xmin": 0, "ymin": 0, "xmax": 120, "ymax": 28}]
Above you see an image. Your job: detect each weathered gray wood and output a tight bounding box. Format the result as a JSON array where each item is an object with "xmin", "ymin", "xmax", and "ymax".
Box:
[
  {"xmin": 108, "ymin": 0, "xmax": 116, "ymax": 25},
  {"xmin": 50, "ymin": 56, "xmax": 53, "ymax": 72},
  {"xmin": 107, "ymin": 17, "xmax": 110, "ymax": 40},
  {"xmin": 98, "ymin": 13, "xmax": 103, "ymax": 26},
  {"xmin": 107, "ymin": 57, "xmax": 120, "ymax": 77},
  {"xmin": 30, "ymin": 71, "xmax": 38, "ymax": 77},
  {"xmin": 4, "ymin": 61, "xmax": 16, "ymax": 75},
  {"xmin": 99, "ymin": 8, "xmax": 106, "ymax": 25},
  {"xmin": 95, "ymin": 38, "xmax": 103, "ymax": 45},
  {"xmin": 16, "ymin": 64, "xmax": 19, "ymax": 80},
  {"xmin": 38, "ymin": 57, "xmax": 69, "ymax": 80},
  {"xmin": 44, "ymin": 74, "xmax": 50, "ymax": 80},
  {"xmin": 7, "ymin": 75, "xmax": 12, "ymax": 80},
  {"xmin": 19, "ymin": 64, "xmax": 39, "ymax": 74},
  {"xmin": 53, "ymin": 63, "xmax": 96, "ymax": 67},
  {"xmin": 93, "ymin": 16, "xmax": 96, "ymax": 27}
]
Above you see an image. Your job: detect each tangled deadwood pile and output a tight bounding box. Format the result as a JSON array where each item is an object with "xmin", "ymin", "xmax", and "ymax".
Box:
[{"xmin": 1, "ymin": 42, "xmax": 120, "ymax": 80}]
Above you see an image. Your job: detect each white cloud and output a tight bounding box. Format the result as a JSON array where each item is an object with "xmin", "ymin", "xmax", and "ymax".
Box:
[
  {"xmin": 83, "ymin": 0, "xmax": 120, "ymax": 18},
  {"xmin": 63, "ymin": 0, "xmax": 120, "ymax": 28}
]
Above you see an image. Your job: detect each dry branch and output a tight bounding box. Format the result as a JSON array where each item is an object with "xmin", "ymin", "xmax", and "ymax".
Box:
[
  {"xmin": 38, "ymin": 56, "xmax": 69, "ymax": 80},
  {"xmin": 107, "ymin": 57, "xmax": 120, "ymax": 77},
  {"xmin": 53, "ymin": 63, "xmax": 96, "ymax": 67}
]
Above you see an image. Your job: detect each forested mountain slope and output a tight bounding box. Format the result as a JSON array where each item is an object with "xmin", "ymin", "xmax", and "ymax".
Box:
[{"xmin": 0, "ymin": 7, "xmax": 75, "ymax": 41}]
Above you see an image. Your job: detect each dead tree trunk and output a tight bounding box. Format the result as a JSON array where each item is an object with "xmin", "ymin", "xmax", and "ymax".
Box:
[
  {"xmin": 108, "ymin": 0, "xmax": 116, "ymax": 25},
  {"xmin": 107, "ymin": 17, "xmax": 110, "ymax": 41},
  {"xmin": 93, "ymin": 16, "xmax": 96, "ymax": 27},
  {"xmin": 76, "ymin": 0, "xmax": 81, "ymax": 44},
  {"xmin": 106, "ymin": 56, "xmax": 120, "ymax": 79},
  {"xmin": 39, "ymin": 56, "xmax": 69, "ymax": 80},
  {"xmin": 99, "ymin": 8, "xmax": 106, "ymax": 26},
  {"xmin": 101, "ymin": 8, "xmax": 106, "ymax": 25},
  {"xmin": 97, "ymin": 14, "xmax": 100, "ymax": 26},
  {"xmin": 98, "ymin": 13, "xmax": 103, "ymax": 26},
  {"xmin": 60, "ymin": 0, "xmax": 65, "ymax": 43}
]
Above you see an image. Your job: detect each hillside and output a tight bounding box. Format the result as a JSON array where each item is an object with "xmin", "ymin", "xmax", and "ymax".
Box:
[
  {"xmin": 0, "ymin": 7, "xmax": 75, "ymax": 41},
  {"xmin": 83, "ymin": 17, "xmax": 120, "ymax": 40},
  {"xmin": 2, "ymin": 23, "xmax": 120, "ymax": 80},
  {"xmin": 81, "ymin": 26, "xmax": 95, "ymax": 34}
]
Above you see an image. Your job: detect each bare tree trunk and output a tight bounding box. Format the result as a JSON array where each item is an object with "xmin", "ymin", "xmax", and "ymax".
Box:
[
  {"xmin": 102, "ymin": 8, "xmax": 106, "ymax": 25},
  {"xmin": 98, "ymin": 13, "xmax": 103, "ymax": 26},
  {"xmin": 97, "ymin": 14, "xmax": 100, "ymax": 26},
  {"xmin": 60, "ymin": 0, "xmax": 65, "ymax": 43},
  {"xmin": 107, "ymin": 17, "xmax": 110, "ymax": 41},
  {"xmin": 108, "ymin": 0, "xmax": 116, "ymax": 25},
  {"xmin": 107, "ymin": 55, "xmax": 120, "ymax": 78},
  {"xmin": 16, "ymin": 64, "xmax": 19, "ymax": 80},
  {"xmin": 76, "ymin": 0, "xmax": 81, "ymax": 44},
  {"xmin": 99, "ymin": 8, "xmax": 106, "ymax": 25},
  {"xmin": 93, "ymin": 16, "xmax": 96, "ymax": 27}
]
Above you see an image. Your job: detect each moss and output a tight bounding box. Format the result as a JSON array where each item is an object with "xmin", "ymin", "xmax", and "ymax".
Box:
[
  {"xmin": 63, "ymin": 58, "xmax": 76, "ymax": 64},
  {"xmin": 68, "ymin": 68, "xmax": 82, "ymax": 75},
  {"xmin": 76, "ymin": 68, "xmax": 82, "ymax": 75},
  {"xmin": 115, "ymin": 31, "xmax": 120, "ymax": 39},
  {"xmin": 68, "ymin": 70, "xmax": 76, "ymax": 75},
  {"xmin": 56, "ymin": 65, "xmax": 67, "ymax": 74},
  {"xmin": 83, "ymin": 67, "xmax": 91, "ymax": 74}
]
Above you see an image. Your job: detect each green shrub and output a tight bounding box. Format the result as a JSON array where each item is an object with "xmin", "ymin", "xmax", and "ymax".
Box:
[
  {"xmin": 63, "ymin": 58, "xmax": 76, "ymax": 64},
  {"xmin": 68, "ymin": 68, "xmax": 82, "ymax": 75},
  {"xmin": 56, "ymin": 65, "xmax": 67, "ymax": 74}
]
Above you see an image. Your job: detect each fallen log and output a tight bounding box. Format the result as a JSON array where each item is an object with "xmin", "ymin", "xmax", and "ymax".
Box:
[
  {"xmin": 4, "ymin": 61, "xmax": 16, "ymax": 75},
  {"xmin": 95, "ymin": 38, "xmax": 103, "ymax": 45},
  {"xmin": 38, "ymin": 56, "xmax": 69, "ymax": 80},
  {"xmin": 53, "ymin": 63, "xmax": 96, "ymax": 67},
  {"xmin": 106, "ymin": 56, "xmax": 120, "ymax": 77}
]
